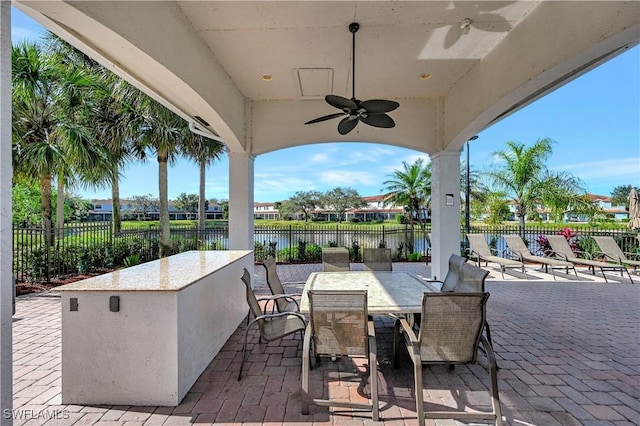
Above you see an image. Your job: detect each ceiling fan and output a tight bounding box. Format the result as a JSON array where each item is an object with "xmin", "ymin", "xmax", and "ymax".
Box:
[{"xmin": 304, "ymin": 22, "xmax": 399, "ymax": 135}]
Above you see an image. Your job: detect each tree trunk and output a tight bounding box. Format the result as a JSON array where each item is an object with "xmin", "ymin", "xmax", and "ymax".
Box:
[
  {"xmin": 39, "ymin": 175, "xmax": 54, "ymax": 247},
  {"xmin": 55, "ymin": 173, "xmax": 65, "ymax": 238},
  {"xmin": 517, "ymin": 204, "xmax": 526, "ymax": 236},
  {"xmin": 198, "ymin": 161, "xmax": 205, "ymax": 232},
  {"xmin": 158, "ymin": 157, "xmax": 172, "ymax": 257},
  {"xmin": 111, "ymin": 164, "xmax": 122, "ymax": 234}
]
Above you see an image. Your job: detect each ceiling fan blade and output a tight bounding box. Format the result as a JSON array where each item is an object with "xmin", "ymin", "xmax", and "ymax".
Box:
[
  {"xmin": 304, "ymin": 112, "xmax": 345, "ymax": 125},
  {"xmin": 338, "ymin": 117, "xmax": 358, "ymax": 135},
  {"xmin": 360, "ymin": 113, "xmax": 395, "ymax": 128},
  {"xmin": 326, "ymin": 95, "xmax": 357, "ymax": 110},
  {"xmin": 360, "ymin": 99, "xmax": 399, "ymax": 114}
]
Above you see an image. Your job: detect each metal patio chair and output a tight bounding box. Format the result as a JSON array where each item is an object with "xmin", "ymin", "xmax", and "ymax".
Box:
[
  {"xmin": 262, "ymin": 257, "xmax": 303, "ymax": 313},
  {"xmin": 301, "ymin": 290, "xmax": 379, "ymax": 421},
  {"xmin": 363, "ymin": 247, "xmax": 392, "ymax": 271},
  {"xmin": 238, "ymin": 268, "xmax": 306, "ymax": 380},
  {"xmin": 322, "ymin": 247, "xmax": 350, "ymax": 271},
  {"xmin": 393, "ymin": 292, "xmax": 503, "ymax": 426}
]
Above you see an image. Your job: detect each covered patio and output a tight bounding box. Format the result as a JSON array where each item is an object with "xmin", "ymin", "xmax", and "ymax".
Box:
[
  {"xmin": 2, "ymin": 1, "xmax": 640, "ymax": 420},
  {"xmin": 12, "ymin": 263, "xmax": 639, "ymax": 425}
]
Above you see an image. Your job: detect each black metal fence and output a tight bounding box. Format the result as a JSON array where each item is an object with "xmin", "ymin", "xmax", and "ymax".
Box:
[{"xmin": 12, "ymin": 222, "xmax": 638, "ymax": 283}]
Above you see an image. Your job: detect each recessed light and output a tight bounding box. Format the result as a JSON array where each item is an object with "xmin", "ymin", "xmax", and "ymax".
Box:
[
  {"xmin": 419, "ymin": 73, "xmax": 432, "ymax": 80},
  {"xmin": 261, "ymin": 74, "xmax": 273, "ymax": 81}
]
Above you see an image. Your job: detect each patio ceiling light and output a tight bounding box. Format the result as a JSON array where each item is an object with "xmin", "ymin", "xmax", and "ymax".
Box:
[{"xmin": 460, "ymin": 18, "xmax": 472, "ymax": 34}]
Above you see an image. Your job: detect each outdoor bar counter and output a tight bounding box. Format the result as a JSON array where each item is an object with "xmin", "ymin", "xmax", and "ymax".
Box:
[{"xmin": 55, "ymin": 250, "xmax": 253, "ymax": 406}]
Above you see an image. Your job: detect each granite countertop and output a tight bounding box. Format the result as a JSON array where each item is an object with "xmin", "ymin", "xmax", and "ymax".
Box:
[{"xmin": 54, "ymin": 250, "xmax": 252, "ymax": 292}]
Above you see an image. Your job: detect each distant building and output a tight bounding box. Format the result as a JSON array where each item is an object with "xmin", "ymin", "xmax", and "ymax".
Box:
[
  {"xmin": 88, "ymin": 199, "xmax": 224, "ymax": 221},
  {"xmin": 502, "ymin": 193, "xmax": 629, "ymax": 222},
  {"xmin": 253, "ymin": 195, "xmax": 407, "ymax": 221}
]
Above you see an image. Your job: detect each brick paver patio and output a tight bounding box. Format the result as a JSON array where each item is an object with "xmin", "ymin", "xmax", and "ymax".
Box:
[{"xmin": 10, "ymin": 262, "xmax": 639, "ymax": 425}]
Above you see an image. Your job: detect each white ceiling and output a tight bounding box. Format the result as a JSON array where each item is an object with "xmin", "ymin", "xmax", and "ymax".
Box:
[
  {"xmin": 178, "ymin": 1, "xmax": 537, "ymax": 100},
  {"xmin": 15, "ymin": 1, "xmax": 640, "ymax": 155}
]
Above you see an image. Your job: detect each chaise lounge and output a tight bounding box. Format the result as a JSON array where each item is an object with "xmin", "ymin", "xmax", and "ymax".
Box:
[
  {"xmin": 503, "ymin": 235, "xmax": 577, "ymax": 280},
  {"xmin": 545, "ymin": 235, "xmax": 632, "ymax": 283},
  {"xmin": 466, "ymin": 234, "xmax": 528, "ymax": 279}
]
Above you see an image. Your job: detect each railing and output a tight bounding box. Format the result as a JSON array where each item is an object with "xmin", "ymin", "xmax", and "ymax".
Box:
[{"xmin": 12, "ymin": 222, "xmax": 638, "ymax": 284}]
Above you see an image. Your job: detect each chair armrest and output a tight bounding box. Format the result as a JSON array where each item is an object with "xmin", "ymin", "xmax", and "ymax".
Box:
[
  {"xmin": 257, "ymin": 294, "xmax": 301, "ymax": 314},
  {"xmin": 502, "ymin": 248, "xmax": 520, "ymax": 261},
  {"xmin": 574, "ymin": 250, "xmax": 593, "ymax": 260},
  {"xmin": 397, "ymin": 318, "xmax": 418, "ymax": 345},
  {"xmin": 281, "ymin": 281, "xmax": 306, "ymax": 286},
  {"xmin": 253, "ymin": 311, "xmax": 307, "ymax": 323},
  {"xmin": 544, "ymin": 249, "xmax": 568, "ymax": 261}
]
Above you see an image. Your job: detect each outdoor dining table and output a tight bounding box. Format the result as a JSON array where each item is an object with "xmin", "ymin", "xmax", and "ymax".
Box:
[{"xmin": 299, "ymin": 271, "xmax": 440, "ymax": 315}]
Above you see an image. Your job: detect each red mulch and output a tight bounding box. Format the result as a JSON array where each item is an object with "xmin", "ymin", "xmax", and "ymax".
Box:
[{"xmin": 15, "ymin": 268, "xmax": 116, "ymax": 296}]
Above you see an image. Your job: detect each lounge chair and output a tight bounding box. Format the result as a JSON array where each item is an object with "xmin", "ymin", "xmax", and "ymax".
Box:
[
  {"xmin": 466, "ymin": 234, "xmax": 527, "ymax": 279},
  {"xmin": 363, "ymin": 247, "xmax": 392, "ymax": 271},
  {"xmin": 393, "ymin": 292, "xmax": 503, "ymax": 426},
  {"xmin": 301, "ymin": 290, "xmax": 379, "ymax": 421},
  {"xmin": 592, "ymin": 236, "xmax": 638, "ymax": 278},
  {"xmin": 545, "ymin": 236, "xmax": 631, "ymax": 283},
  {"xmin": 503, "ymin": 235, "xmax": 577, "ymax": 280}
]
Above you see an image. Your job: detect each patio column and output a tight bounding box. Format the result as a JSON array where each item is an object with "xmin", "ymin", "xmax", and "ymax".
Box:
[
  {"xmin": 228, "ymin": 152, "xmax": 254, "ymax": 252},
  {"xmin": 0, "ymin": 1, "xmax": 12, "ymax": 421},
  {"xmin": 429, "ymin": 151, "xmax": 461, "ymax": 280}
]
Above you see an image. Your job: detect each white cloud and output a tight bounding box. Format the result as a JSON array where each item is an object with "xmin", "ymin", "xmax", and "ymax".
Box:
[
  {"xmin": 319, "ymin": 170, "xmax": 378, "ymax": 186},
  {"xmin": 11, "ymin": 27, "xmax": 42, "ymax": 44},
  {"xmin": 309, "ymin": 152, "xmax": 330, "ymax": 163},
  {"xmin": 554, "ymin": 157, "xmax": 640, "ymax": 180}
]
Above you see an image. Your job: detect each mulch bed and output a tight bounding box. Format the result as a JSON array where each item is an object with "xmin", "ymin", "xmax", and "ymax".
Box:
[{"xmin": 15, "ymin": 268, "xmax": 116, "ymax": 296}]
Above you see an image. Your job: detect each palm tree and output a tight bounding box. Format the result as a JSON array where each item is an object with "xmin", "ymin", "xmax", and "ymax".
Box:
[
  {"xmin": 45, "ymin": 33, "xmax": 146, "ymax": 235},
  {"xmin": 138, "ymin": 99, "xmax": 185, "ymax": 257},
  {"xmin": 181, "ymin": 131, "xmax": 226, "ymax": 233},
  {"xmin": 12, "ymin": 42, "xmax": 108, "ymax": 246},
  {"xmin": 539, "ymin": 170, "xmax": 594, "ymax": 222},
  {"xmin": 488, "ymin": 138, "xmax": 587, "ymax": 234},
  {"xmin": 381, "ymin": 158, "xmax": 431, "ymax": 254}
]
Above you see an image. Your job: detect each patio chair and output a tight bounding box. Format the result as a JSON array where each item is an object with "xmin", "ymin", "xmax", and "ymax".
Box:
[
  {"xmin": 545, "ymin": 235, "xmax": 631, "ymax": 283},
  {"xmin": 262, "ymin": 257, "xmax": 303, "ymax": 313},
  {"xmin": 363, "ymin": 247, "xmax": 392, "ymax": 271},
  {"xmin": 239, "ymin": 268, "xmax": 306, "ymax": 380},
  {"xmin": 466, "ymin": 234, "xmax": 528, "ymax": 279},
  {"xmin": 424, "ymin": 255, "xmax": 495, "ymax": 351},
  {"xmin": 503, "ymin": 234, "xmax": 577, "ymax": 280},
  {"xmin": 301, "ymin": 290, "xmax": 379, "ymax": 421},
  {"xmin": 393, "ymin": 292, "xmax": 502, "ymax": 426},
  {"xmin": 322, "ymin": 247, "xmax": 350, "ymax": 271},
  {"xmin": 592, "ymin": 236, "xmax": 638, "ymax": 279}
]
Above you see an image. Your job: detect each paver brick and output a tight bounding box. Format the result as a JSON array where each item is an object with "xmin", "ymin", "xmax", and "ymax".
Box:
[{"xmin": 10, "ymin": 264, "xmax": 640, "ymax": 425}]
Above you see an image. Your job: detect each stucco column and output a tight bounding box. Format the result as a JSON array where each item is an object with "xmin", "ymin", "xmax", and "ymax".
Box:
[
  {"xmin": 228, "ymin": 152, "xmax": 254, "ymax": 253},
  {"xmin": 429, "ymin": 151, "xmax": 461, "ymax": 280},
  {"xmin": 0, "ymin": 1, "xmax": 12, "ymax": 421}
]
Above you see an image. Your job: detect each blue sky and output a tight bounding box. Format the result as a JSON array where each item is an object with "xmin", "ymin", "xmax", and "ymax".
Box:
[{"xmin": 12, "ymin": 7, "xmax": 640, "ymax": 203}]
